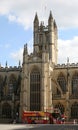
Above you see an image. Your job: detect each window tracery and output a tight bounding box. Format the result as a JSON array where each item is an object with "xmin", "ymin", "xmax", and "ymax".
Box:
[
  {"xmin": 30, "ymin": 68, "xmax": 41, "ymax": 111},
  {"xmin": 72, "ymin": 73, "xmax": 78, "ymax": 95},
  {"xmin": 57, "ymin": 73, "xmax": 66, "ymax": 93}
]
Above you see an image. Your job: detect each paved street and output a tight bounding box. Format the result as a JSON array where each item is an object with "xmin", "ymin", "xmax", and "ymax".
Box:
[
  {"xmin": 0, "ymin": 124, "xmax": 38, "ymax": 130},
  {"xmin": 0, "ymin": 124, "xmax": 78, "ymax": 130}
]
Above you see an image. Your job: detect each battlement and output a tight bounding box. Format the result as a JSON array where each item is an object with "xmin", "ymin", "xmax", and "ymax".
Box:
[
  {"xmin": 0, "ymin": 65, "xmax": 22, "ymax": 72},
  {"xmin": 55, "ymin": 62, "xmax": 78, "ymax": 69}
]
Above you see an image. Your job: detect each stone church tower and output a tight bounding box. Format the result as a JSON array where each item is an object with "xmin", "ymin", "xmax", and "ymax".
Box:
[{"xmin": 20, "ymin": 11, "xmax": 58, "ymax": 115}]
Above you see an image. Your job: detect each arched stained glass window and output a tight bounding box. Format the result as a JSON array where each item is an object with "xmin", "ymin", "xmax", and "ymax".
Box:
[
  {"xmin": 57, "ymin": 73, "xmax": 66, "ymax": 93},
  {"xmin": 72, "ymin": 73, "xmax": 78, "ymax": 95},
  {"xmin": 30, "ymin": 68, "xmax": 41, "ymax": 111},
  {"xmin": 71, "ymin": 102, "xmax": 78, "ymax": 119},
  {"xmin": 9, "ymin": 74, "xmax": 17, "ymax": 96}
]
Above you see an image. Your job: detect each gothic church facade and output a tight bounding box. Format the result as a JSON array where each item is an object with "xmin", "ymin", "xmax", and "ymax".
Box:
[
  {"xmin": 0, "ymin": 11, "xmax": 78, "ymax": 122},
  {"xmin": 20, "ymin": 11, "xmax": 58, "ymax": 115},
  {"xmin": 20, "ymin": 11, "xmax": 78, "ymax": 120}
]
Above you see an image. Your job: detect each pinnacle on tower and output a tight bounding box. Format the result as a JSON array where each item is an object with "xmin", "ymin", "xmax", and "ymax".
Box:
[
  {"xmin": 0, "ymin": 63, "xmax": 1, "ymax": 68},
  {"xmin": 48, "ymin": 10, "xmax": 53, "ymax": 21},
  {"xmin": 40, "ymin": 21, "xmax": 44, "ymax": 31},
  {"xmin": 67, "ymin": 57, "xmax": 69, "ymax": 65},
  {"xmin": 34, "ymin": 12, "xmax": 39, "ymax": 24},
  {"xmin": 19, "ymin": 60, "xmax": 21, "ymax": 67},
  {"xmin": 23, "ymin": 43, "xmax": 28, "ymax": 55},
  {"xmin": 48, "ymin": 10, "xmax": 53, "ymax": 28},
  {"xmin": 5, "ymin": 61, "xmax": 7, "ymax": 68}
]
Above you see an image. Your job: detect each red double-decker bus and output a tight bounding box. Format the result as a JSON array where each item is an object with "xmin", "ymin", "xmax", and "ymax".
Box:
[
  {"xmin": 22, "ymin": 111, "xmax": 53, "ymax": 124},
  {"xmin": 22, "ymin": 109, "xmax": 66, "ymax": 124}
]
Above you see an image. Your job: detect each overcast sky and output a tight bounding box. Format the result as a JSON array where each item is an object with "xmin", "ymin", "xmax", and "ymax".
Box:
[{"xmin": 0, "ymin": 0, "xmax": 78, "ymax": 66}]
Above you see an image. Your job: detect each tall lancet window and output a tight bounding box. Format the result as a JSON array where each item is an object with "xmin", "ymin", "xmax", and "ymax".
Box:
[
  {"xmin": 72, "ymin": 73, "xmax": 78, "ymax": 95},
  {"xmin": 39, "ymin": 34, "xmax": 43, "ymax": 44},
  {"xmin": 30, "ymin": 68, "xmax": 41, "ymax": 111},
  {"xmin": 57, "ymin": 73, "xmax": 66, "ymax": 93}
]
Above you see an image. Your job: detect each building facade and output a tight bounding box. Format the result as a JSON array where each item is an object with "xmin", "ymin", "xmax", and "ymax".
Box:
[
  {"xmin": 0, "ymin": 62, "xmax": 21, "ymax": 122},
  {"xmin": 0, "ymin": 11, "xmax": 78, "ymax": 122},
  {"xmin": 20, "ymin": 11, "xmax": 58, "ymax": 115}
]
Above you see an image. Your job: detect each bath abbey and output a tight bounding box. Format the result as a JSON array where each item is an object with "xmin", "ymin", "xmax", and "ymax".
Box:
[{"xmin": 0, "ymin": 11, "xmax": 78, "ymax": 123}]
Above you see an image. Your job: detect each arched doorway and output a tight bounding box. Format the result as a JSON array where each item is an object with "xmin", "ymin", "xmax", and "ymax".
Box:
[
  {"xmin": 55, "ymin": 103, "xmax": 65, "ymax": 114},
  {"xmin": 2, "ymin": 103, "xmax": 11, "ymax": 118}
]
